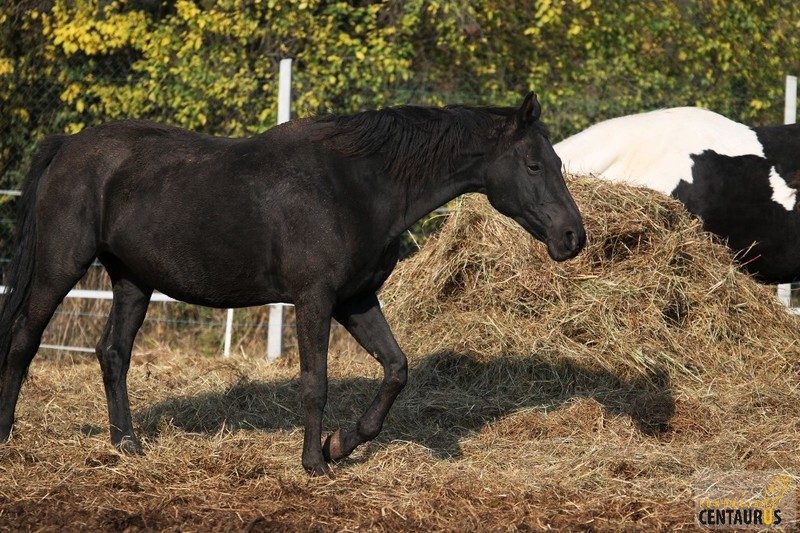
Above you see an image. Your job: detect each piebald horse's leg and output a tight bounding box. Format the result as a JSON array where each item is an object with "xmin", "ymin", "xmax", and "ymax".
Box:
[{"xmin": 325, "ymin": 292, "xmax": 408, "ymax": 463}]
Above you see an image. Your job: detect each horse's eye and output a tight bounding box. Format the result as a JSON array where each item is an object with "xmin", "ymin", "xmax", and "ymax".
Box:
[{"xmin": 527, "ymin": 162, "xmax": 542, "ymax": 174}]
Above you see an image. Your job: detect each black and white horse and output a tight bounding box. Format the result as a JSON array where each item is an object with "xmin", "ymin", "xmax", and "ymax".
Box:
[{"xmin": 555, "ymin": 107, "xmax": 800, "ymax": 283}]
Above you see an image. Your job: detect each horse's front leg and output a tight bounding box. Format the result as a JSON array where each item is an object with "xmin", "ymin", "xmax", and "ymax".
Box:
[
  {"xmin": 294, "ymin": 294, "xmax": 334, "ymax": 476},
  {"xmin": 325, "ymin": 292, "xmax": 408, "ymax": 463}
]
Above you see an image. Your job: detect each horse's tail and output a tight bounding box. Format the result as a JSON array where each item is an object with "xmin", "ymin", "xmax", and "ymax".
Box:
[{"xmin": 0, "ymin": 135, "xmax": 65, "ymax": 370}]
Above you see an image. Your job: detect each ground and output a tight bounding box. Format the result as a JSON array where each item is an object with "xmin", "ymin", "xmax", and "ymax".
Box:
[{"xmin": 1, "ymin": 344, "xmax": 791, "ymax": 532}]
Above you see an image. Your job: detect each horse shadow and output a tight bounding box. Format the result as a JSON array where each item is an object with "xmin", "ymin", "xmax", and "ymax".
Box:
[{"xmin": 134, "ymin": 350, "xmax": 675, "ymax": 461}]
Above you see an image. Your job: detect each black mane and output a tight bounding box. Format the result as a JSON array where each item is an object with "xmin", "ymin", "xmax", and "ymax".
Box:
[{"xmin": 314, "ymin": 104, "xmax": 547, "ymax": 185}]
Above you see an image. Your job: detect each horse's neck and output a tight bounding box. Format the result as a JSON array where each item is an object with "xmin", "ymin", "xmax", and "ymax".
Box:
[{"xmin": 390, "ymin": 152, "xmax": 486, "ymax": 236}]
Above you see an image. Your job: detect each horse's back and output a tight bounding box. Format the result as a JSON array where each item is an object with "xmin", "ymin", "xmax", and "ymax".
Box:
[
  {"xmin": 37, "ymin": 120, "xmax": 256, "ymax": 232},
  {"xmin": 555, "ymin": 107, "xmax": 764, "ymax": 194}
]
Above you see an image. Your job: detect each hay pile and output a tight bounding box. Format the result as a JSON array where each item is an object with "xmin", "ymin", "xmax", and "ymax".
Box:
[
  {"xmin": 383, "ymin": 175, "xmax": 800, "ymax": 451},
  {"xmin": 385, "ymin": 175, "xmax": 798, "ymax": 377}
]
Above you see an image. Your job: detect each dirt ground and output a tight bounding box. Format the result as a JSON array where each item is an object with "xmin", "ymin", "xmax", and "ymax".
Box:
[{"xmin": 1, "ymin": 337, "xmax": 796, "ymax": 532}]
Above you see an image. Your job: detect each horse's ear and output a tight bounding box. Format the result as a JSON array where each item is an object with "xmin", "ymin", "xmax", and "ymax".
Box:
[{"xmin": 517, "ymin": 91, "xmax": 542, "ymax": 128}]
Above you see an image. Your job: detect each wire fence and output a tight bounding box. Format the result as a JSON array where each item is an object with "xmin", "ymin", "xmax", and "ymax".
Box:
[{"xmin": 0, "ymin": 249, "xmax": 307, "ymax": 358}]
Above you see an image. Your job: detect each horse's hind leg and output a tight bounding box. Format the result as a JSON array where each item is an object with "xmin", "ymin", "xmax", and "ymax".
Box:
[
  {"xmin": 0, "ymin": 266, "xmax": 90, "ymax": 441},
  {"xmin": 96, "ymin": 256, "xmax": 152, "ymax": 454},
  {"xmin": 325, "ymin": 292, "xmax": 408, "ymax": 463}
]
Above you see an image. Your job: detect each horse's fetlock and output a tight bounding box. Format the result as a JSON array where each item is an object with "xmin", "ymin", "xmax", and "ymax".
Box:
[{"xmin": 357, "ymin": 419, "xmax": 382, "ymax": 442}]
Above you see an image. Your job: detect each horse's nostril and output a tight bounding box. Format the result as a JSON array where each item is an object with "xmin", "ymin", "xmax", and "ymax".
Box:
[{"xmin": 566, "ymin": 230, "xmax": 577, "ymax": 250}]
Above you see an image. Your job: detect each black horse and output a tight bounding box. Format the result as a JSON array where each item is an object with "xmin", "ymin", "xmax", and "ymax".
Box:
[{"xmin": 0, "ymin": 92, "xmax": 585, "ymax": 475}]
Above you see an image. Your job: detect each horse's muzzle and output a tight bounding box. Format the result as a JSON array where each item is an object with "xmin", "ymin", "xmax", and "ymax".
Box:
[{"xmin": 546, "ymin": 224, "xmax": 586, "ymax": 261}]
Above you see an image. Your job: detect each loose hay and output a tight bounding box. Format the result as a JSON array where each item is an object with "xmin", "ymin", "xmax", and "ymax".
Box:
[
  {"xmin": 1, "ymin": 175, "xmax": 799, "ymax": 532},
  {"xmin": 385, "ymin": 175, "xmax": 797, "ymax": 383},
  {"xmin": 381, "ymin": 174, "xmax": 800, "ymax": 525}
]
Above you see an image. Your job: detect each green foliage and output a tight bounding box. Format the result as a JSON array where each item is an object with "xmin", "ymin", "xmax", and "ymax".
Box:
[
  {"xmin": 1, "ymin": 0, "xmax": 799, "ymax": 207},
  {"xmin": 31, "ymin": 0, "xmax": 415, "ymax": 136},
  {"xmin": 393, "ymin": 0, "xmax": 800, "ymax": 138}
]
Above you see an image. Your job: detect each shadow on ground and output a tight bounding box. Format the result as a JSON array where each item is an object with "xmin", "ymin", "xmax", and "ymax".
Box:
[{"xmin": 136, "ymin": 350, "xmax": 675, "ymax": 461}]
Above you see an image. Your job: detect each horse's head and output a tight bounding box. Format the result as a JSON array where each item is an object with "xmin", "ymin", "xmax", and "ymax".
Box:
[{"xmin": 484, "ymin": 92, "xmax": 586, "ymax": 261}]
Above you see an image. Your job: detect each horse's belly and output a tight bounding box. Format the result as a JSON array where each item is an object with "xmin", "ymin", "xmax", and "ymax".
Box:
[{"xmin": 106, "ymin": 236, "xmax": 291, "ymax": 308}]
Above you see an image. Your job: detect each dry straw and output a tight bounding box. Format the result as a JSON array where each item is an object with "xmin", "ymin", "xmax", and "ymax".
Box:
[
  {"xmin": 385, "ymin": 175, "xmax": 799, "ymax": 383},
  {"xmin": 384, "ymin": 175, "xmax": 800, "ymax": 452},
  {"xmin": 1, "ymin": 175, "xmax": 798, "ymax": 531}
]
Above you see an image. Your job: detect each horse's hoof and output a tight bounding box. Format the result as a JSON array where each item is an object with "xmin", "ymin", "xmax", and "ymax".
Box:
[
  {"xmin": 304, "ymin": 460, "xmax": 335, "ymax": 478},
  {"xmin": 322, "ymin": 429, "xmax": 345, "ymax": 462},
  {"xmin": 115, "ymin": 437, "xmax": 144, "ymax": 456}
]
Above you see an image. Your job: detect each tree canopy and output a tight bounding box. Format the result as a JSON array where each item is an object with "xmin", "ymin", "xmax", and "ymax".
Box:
[{"xmin": 2, "ymin": 0, "xmax": 799, "ymax": 190}]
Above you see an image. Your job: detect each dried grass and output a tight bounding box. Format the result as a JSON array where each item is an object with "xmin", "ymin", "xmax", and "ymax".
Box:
[
  {"xmin": 1, "ymin": 175, "xmax": 798, "ymax": 532},
  {"xmin": 386, "ymin": 176, "xmax": 796, "ymax": 380}
]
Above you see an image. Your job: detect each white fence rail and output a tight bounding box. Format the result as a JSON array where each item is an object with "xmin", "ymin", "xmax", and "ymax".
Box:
[{"xmin": 0, "ymin": 284, "xmax": 293, "ymax": 357}]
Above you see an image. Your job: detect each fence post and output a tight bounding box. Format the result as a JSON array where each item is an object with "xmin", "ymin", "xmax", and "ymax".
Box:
[
  {"xmin": 278, "ymin": 57, "xmax": 292, "ymax": 124},
  {"xmin": 777, "ymin": 75, "xmax": 797, "ymax": 308},
  {"xmin": 223, "ymin": 308, "xmax": 234, "ymax": 357},
  {"xmin": 266, "ymin": 58, "xmax": 293, "ymax": 361},
  {"xmin": 784, "ymin": 75, "xmax": 797, "ymax": 125}
]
